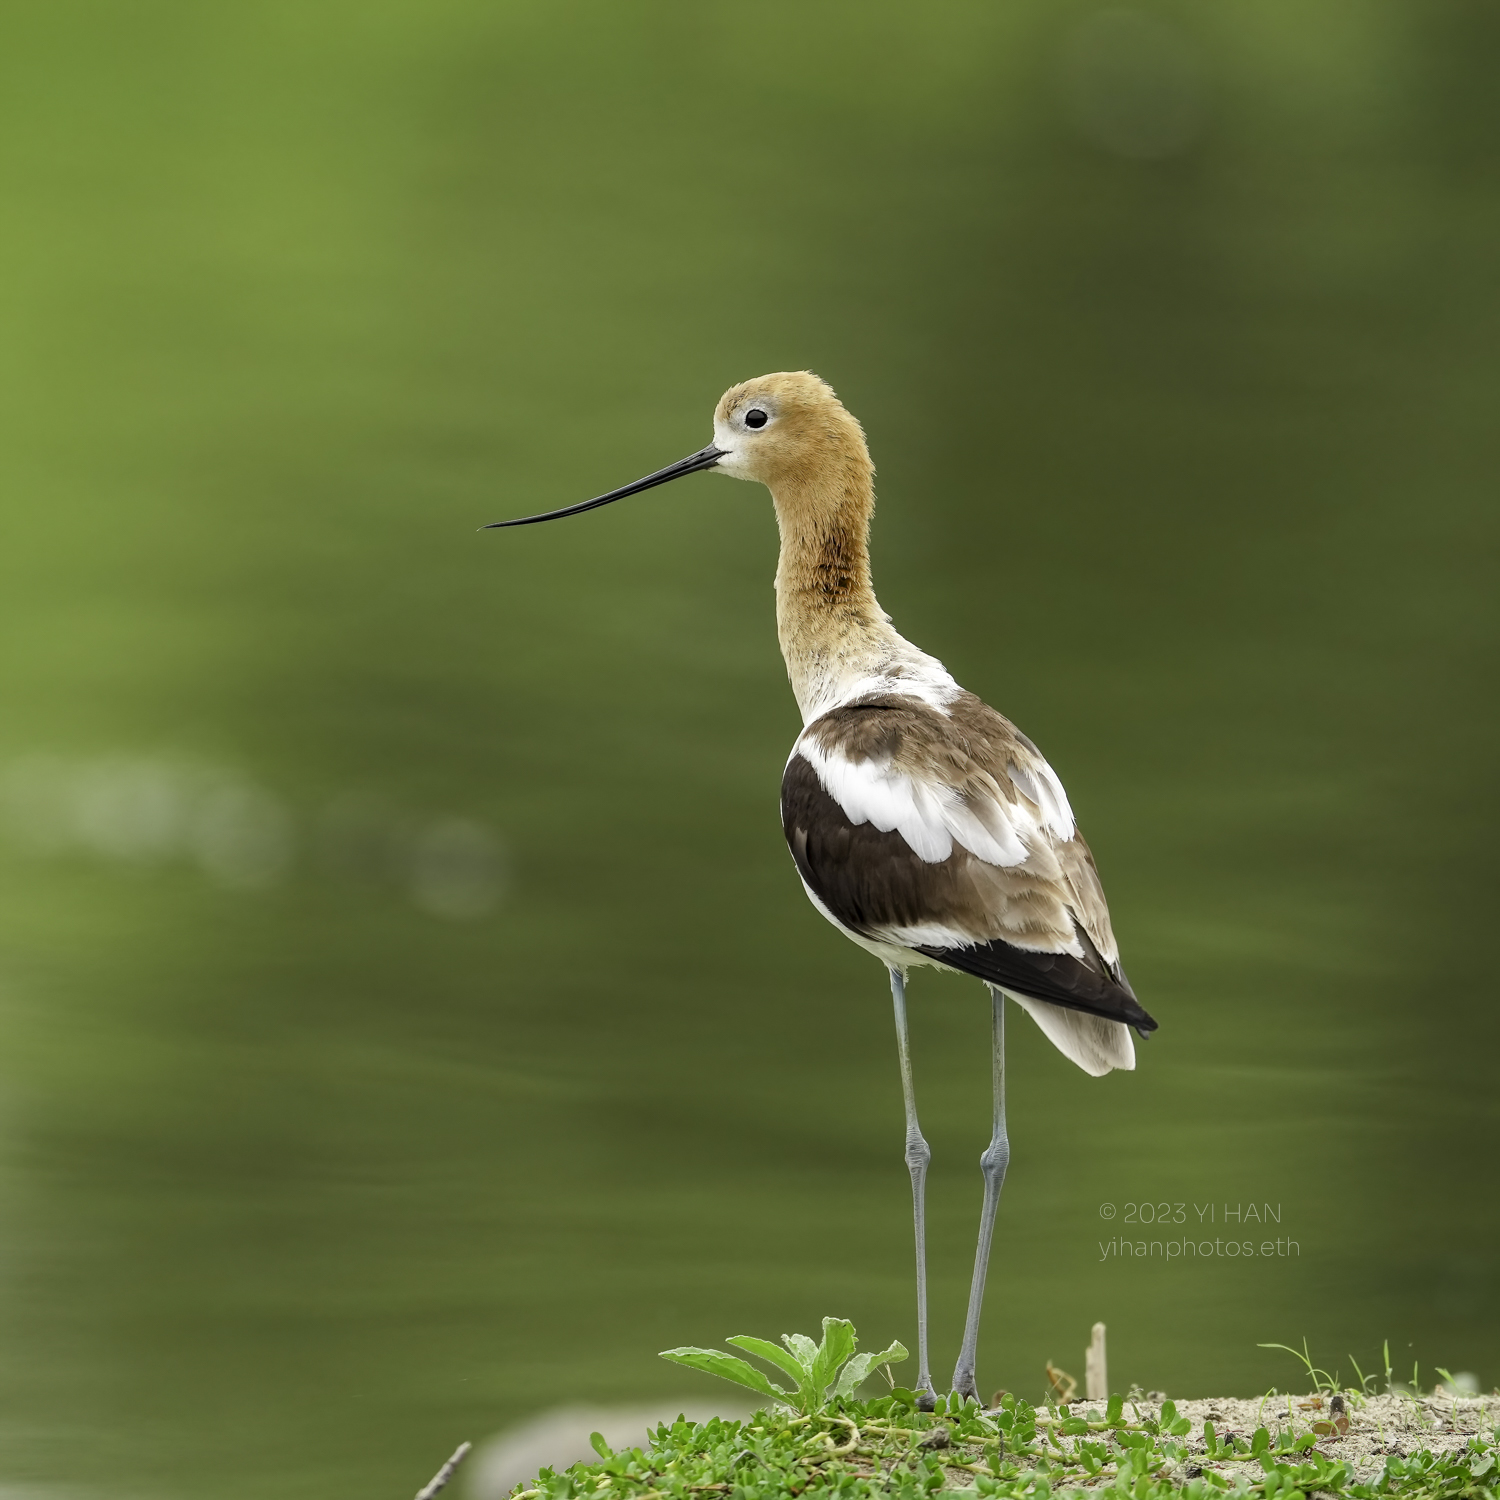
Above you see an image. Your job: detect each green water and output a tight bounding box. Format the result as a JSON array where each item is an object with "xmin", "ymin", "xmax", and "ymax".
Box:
[{"xmin": 0, "ymin": 3, "xmax": 1496, "ymax": 1495}]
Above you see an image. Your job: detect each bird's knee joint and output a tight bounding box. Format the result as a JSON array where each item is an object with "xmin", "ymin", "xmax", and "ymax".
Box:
[
  {"xmin": 980, "ymin": 1141, "xmax": 1010, "ymax": 1177},
  {"xmin": 905, "ymin": 1135, "xmax": 931, "ymax": 1172}
]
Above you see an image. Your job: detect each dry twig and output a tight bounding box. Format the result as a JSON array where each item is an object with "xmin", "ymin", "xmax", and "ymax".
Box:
[{"xmin": 415, "ymin": 1441, "xmax": 472, "ymax": 1500}]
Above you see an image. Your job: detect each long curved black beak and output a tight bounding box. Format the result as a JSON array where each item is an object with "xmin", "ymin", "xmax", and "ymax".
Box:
[{"xmin": 482, "ymin": 444, "xmax": 727, "ymax": 529}]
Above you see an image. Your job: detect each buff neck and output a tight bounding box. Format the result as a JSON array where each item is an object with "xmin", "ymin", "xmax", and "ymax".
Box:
[{"xmin": 769, "ymin": 472, "xmax": 949, "ymax": 725}]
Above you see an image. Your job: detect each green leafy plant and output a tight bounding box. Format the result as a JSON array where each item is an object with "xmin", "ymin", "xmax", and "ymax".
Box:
[{"xmin": 660, "ymin": 1316, "xmax": 907, "ymax": 1414}]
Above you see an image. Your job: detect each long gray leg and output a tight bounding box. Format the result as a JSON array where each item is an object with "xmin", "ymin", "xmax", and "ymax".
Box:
[
  {"xmin": 890, "ymin": 966, "xmax": 935, "ymax": 1405},
  {"xmin": 952, "ymin": 988, "xmax": 1009, "ymax": 1402}
]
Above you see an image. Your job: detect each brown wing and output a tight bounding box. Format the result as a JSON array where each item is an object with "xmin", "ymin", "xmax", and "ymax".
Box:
[{"xmin": 782, "ymin": 694, "xmax": 1157, "ymax": 1033}]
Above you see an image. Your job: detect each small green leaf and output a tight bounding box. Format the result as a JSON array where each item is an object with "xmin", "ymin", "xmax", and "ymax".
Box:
[
  {"xmin": 811, "ymin": 1318, "xmax": 857, "ymax": 1402},
  {"xmin": 783, "ymin": 1333, "xmax": 819, "ymax": 1368},
  {"xmin": 659, "ymin": 1346, "xmax": 787, "ymax": 1403},
  {"xmin": 726, "ymin": 1336, "xmax": 810, "ymax": 1391},
  {"xmin": 1161, "ymin": 1400, "xmax": 1178, "ymax": 1424},
  {"xmin": 589, "ymin": 1433, "xmax": 613, "ymax": 1460},
  {"xmin": 1106, "ymin": 1394, "xmax": 1124, "ymax": 1425},
  {"xmin": 1252, "ymin": 1427, "xmax": 1271, "ymax": 1457},
  {"xmin": 834, "ymin": 1340, "xmax": 908, "ymax": 1399}
]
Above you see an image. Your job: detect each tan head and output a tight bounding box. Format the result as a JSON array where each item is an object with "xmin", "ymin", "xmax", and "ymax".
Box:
[
  {"xmin": 710, "ymin": 371, "xmax": 873, "ymax": 500},
  {"xmin": 484, "ymin": 370, "xmax": 874, "ymax": 534}
]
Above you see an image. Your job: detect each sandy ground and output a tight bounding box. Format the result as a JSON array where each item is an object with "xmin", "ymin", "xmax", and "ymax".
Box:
[{"xmin": 1078, "ymin": 1393, "xmax": 1500, "ymax": 1481}]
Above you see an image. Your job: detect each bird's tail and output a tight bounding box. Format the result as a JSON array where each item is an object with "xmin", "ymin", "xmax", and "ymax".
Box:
[{"xmin": 1006, "ymin": 992, "xmax": 1136, "ymax": 1076}]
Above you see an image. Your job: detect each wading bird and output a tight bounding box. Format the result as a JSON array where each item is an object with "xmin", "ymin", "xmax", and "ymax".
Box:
[{"xmin": 487, "ymin": 371, "xmax": 1157, "ymax": 1404}]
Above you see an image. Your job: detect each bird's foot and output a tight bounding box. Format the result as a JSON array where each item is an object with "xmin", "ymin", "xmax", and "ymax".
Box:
[{"xmin": 951, "ymin": 1369, "xmax": 980, "ymax": 1404}]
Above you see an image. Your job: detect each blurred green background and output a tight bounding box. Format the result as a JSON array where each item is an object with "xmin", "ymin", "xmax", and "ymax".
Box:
[{"xmin": 0, "ymin": 0, "xmax": 1496, "ymax": 1495}]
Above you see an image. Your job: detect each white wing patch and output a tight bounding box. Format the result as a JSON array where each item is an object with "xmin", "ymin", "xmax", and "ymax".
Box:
[
  {"xmin": 1005, "ymin": 758, "xmax": 1075, "ymax": 842},
  {"xmin": 794, "ymin": 737, "xmax": 1075, "ymax": 868},
  {"xmin": 794, "ymin": 739, "xmax": 1023, "ymax": 865}
]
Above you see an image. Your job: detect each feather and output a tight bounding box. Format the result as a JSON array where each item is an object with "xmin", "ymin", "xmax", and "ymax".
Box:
[{"xmin": 1007, "ymin": 994, "xmax": 1137, "ymax": 1076}]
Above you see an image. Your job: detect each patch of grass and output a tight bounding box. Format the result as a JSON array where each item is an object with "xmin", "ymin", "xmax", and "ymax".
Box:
[
  {"xmin": 503, "ymin": 1320, "xmax": 1498, "ymax": 1500},
  {"xmin": 507, "ymin": 1344, "xmax": 1500, "ymax": 1500},
  {"xmin": 507, "ymin": 1391, "xmax": 1497, "ymax": 1500}
]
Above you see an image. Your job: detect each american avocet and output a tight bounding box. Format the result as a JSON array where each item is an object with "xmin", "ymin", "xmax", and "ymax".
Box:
[{"xmin": 488, "ymin": 371, "xmax": 1157, "ymax": 1405}]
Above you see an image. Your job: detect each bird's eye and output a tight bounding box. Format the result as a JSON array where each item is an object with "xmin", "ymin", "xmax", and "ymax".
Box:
[{"xmin": 744, "ymin": 408, "xmax": 768, "ymax": 429}]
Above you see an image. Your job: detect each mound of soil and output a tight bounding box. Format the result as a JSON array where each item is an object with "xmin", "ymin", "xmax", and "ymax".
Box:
[{"xmin": 1090, "ymin": 1393, "xmax": 1498, "ymax": 1480}]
